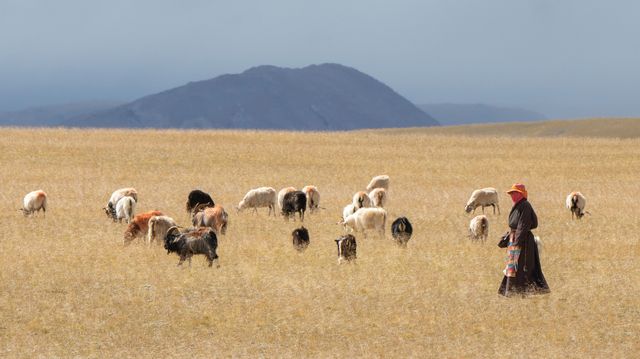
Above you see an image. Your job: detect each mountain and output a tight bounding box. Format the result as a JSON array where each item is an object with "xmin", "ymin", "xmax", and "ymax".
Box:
[
  {"xmin": 66, "ymin": 64, "xmax": 438, "ymax": 130},
  {"xmin": 417, "ymin": 103, "xmax": 546, "ymax": 126},
  {"xmin": 0, "ymin": 101, "xmax": 123, "ymax": 126}
]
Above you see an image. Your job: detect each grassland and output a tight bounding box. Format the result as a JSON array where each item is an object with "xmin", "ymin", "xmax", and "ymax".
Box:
[
  {"xmin": 388, "ymin": 117, "xmax": 640, "ymax": 138},
  {"xmin": 0, "ymin": 126, "xmax": 638, "ymax": 358}
]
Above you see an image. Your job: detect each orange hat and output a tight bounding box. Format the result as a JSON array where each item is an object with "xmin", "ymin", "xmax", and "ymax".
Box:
[{"xmin": 506, "ymin": 183, "xmax": 528, "ymax": 198}]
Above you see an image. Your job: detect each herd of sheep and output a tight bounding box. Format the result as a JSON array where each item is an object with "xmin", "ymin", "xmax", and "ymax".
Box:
[{"xmin": 17, "ymin": 176, "xmax": 589, "ymax": 266}]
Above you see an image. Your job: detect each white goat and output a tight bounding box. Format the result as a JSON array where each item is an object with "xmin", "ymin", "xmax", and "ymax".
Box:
[
  {"xmin": 341, "ymin": 207, "xmax": 387, "ymax": 238},
  {"xmin": 566, "ymin": 192, "xmax": 587, "ymax": 219},
  {"xmin": 465, "ymin": 187, "xmax": 500, "ymax": 214},
  {"xmin": 352, "ymin": 191, "xmax": 372, "ymax": 210},
  {"xmin": 115, "ymin": 196, "xmax": 136, "ymax": 223},
  {"xmin": 366, "ymin": 175, "xmax": 390, "ymax": 192},
  {"xmin": 238, "ymin": 187, "xmax": 277, "ymax": 216},
  {"xmin": 469, "ymin": 215, "xmax": 489, "ymax": 242},
  {"xmin": 147, "ymin": 215, "xmax": 178, "ymax": 246},
  {"xmin": 302, "ymin": 185, "xmax": 320, "ymax": 213},
  {"xmin": 20, "ymin": 190, "xmax": 48, "ymax": 217},
  {"xmin": 368, "ymin": 188, "xmax": 387, "ymax": 208},
  {"xmin": 342, "ymin": 203, "xmax": 357, "ymax": 221}
]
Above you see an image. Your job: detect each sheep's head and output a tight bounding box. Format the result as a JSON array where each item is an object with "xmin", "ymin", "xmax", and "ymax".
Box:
[
  {"xmin": 464, "ymin": 204, "xmax": 474, "ymax": 213},
  {"xmin": 164, "ymin": 226, "xmax": 182, "ymax": 253}
]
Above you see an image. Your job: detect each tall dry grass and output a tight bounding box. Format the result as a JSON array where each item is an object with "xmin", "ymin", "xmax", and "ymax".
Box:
[{"xmin": 0, "ymin": 127, "xmax": 638, "ymax": 358}]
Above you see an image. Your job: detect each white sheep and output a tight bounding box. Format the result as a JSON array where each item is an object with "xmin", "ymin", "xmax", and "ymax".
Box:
[
  {"xmin": 302, "ymin": 185, "xmax": 320, "ymax": 213},
  {"xmin": 115, "ymin": 196, "xmax": 136, "ymax": 223},
  {"xmin": 469, "ymin": 215, "xmax": 489, "ymax": 242},
  {"xmin": 368, "ymin": 188, "xmax": 387, "ymax": 208},
  {"xmin": 341, "ymin": 207, "xmax": 387, "ymax": 238},
  {"xmin": 20, "ymin": 190, "xmax": 48, "ymax": 217},
  {"xmin": 366, "ymin": 175, "xmax": 390, "ymax": 192},
  {"xmin": 566, "ymin": 191, "xmax": 587, "ymax": 219},
  {"xmin": 277, "ymin": 187, "xmax": 296, "ymax": 212},
  {"xmin": 352, "ymin": 191, "xmax": 372, "ymax": 210},
  {"xmin": 342, "ymin": 203, "xmax": 357, "ymax": 221},
  {"xmin": 238, "ymin": 187, "xmax": 277, "ymax": 216},
  {"xmin": 465, "ymin": 187, "xmax": 500, "ymax": 214}
]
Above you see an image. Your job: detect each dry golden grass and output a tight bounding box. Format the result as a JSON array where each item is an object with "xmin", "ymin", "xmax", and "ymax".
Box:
[
  {"xmin": 0, "ymin": 127, "xmax": 638, "ymax": 358},
  {"xmin": 388, "ymin": 117, "xmax": 640, "ymax": 139}
]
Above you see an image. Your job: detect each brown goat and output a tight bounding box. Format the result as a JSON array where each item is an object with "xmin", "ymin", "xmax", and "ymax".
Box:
[
  {"xmin": 192, "ymin": 204, "xmax": 228, "ymax": 235},
  {"xmin": 123, "ymin": 210, "xmax": 163, "ymax": 245}
]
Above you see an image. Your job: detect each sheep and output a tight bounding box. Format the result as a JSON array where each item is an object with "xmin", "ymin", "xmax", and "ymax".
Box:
[
  {"xmin": 277, "ymin": 187, "xmax": 296, "ymax": 212},
  {"xmin": 238, "ymin": 187, "xmax": 277, "ymax": 216},
  {"xmin": 282, "ymin": 191, "xmax": 307, "ymax": 222},
  {"xmin": 342, "ymin": 204, "xmax": 357, "ymax": 221},
  {"xmin": 20, "ymin": 190, "xmax": 48, "ymax": 217},
  {"xmin": 105, "ymin": 187, "xmax": 138, "ymax": 220},
  {"xmin": 352, "ymin": 191, "xmax": 372, "ymax": 210},
  {"xmin": 368, "ymin": 188, "xmax": 387, "ymax": 208},
  {"xmin": 291, "ymin": 226, "xmax": 310, "ymax": 252},
  {"xmin": 192, "ymin": 204, "xmax": 228, "ymax": 235},
  {"xmin": 164, "ymin": 226, "xmax": 219, "ymax": 268},
  {"xmin": 566, "ymin": 191, "xmax": 587, "ymax": 219},
  {"xmin": 114, "ymin": 196, "xmax": 136, "ymax": 223},
  {"xmin": 335, "ymin": 234, "xmax": 357, "ymax": 264},
  {"xmin": 465, "ymin": 187, "xmax": 500, "ymax": 214},
  {"xmin": 341, "ymin": 207, "xmax": 387, "ymax": 239},
  {"xmin": 123, "ymin": 210, "xmax": 164, "ymax": 245},
  {"xmin": 147, "ymin": 215, "xmax": 178, "ymax": 246},
  {"xmin": 366, "ymin": 175, "xmax": 390, "ymax": 192},
  {"xmin": 391, "ymin": 217, "xmax": 413, "ymax": 247},
  {"xmin": 302, "ymin": 185, "xmax": 320, "ymax": 213},
  {"xmin": 469, "ymin": 215, "xmax": 489, "ymax": 242},
  {"xmin": 185, "ymin": 189, "xmax": 215, "ymax": 213}
]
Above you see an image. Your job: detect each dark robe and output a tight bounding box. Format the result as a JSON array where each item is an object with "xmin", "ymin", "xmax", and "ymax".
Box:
[{"xmin": 498, "ymin": 199, "xmax": 550, "ymax": 296}]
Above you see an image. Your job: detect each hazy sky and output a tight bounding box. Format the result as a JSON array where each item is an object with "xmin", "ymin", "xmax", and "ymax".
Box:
[{"xmin": 1, "ymin": 0, "xmax": 639, "ymax": 118}]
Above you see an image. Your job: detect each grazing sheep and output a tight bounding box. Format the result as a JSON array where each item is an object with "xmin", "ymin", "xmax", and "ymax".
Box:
[
  {"xmin": 335, "ymin": 234, "xmax": 357, "ymax": 264},
  {"xmin": 302, "ymin": 185, "xmax": 320, "ymax": 213},
  {"xmin": 566, "ymin": 191, "xmax": 587, "ymax": 219},
  {"xmin": 469, "ymin": 215, "xmax": 489, "ymax": 242},
  {"xmin": 342, "ymin": 204, "xmax": 357, "ymax": 221},
  {"xmin": 352, "ymin": 191, "xmax": 372, "ymax": 210},
  {"xmin": 282, "ymin": 191, "xmax": 307, "ymax": 222},
  {"xmin": 465, "ymin": 187, "xmax": 500, "ymax": 214},
  {"xmin": 164, "ymin": 226, "xmax": 219, "ymax": 268},
  {"xmin": 192, "ymin": 204, "xmax": 228, "ymax": 235},
  {"xmin": 391, "ymin": 217, "xmax": 413, "ymax": 247},
  {"xmin": 147, "ymin": 215, "xmax": 178, "ymax": 246},
  {"xmin": 368, "ymin": 188, "xmax": 387, "ymax": 208},
  {"xmin": 105, "ymin": 187, "xmax": 138, "ymax": 219},
  {"xmin": 341, "ymin": 207, "xmax": 387, "ymax": 238},
  {"xmin": 123, "ymin": 210, "xmax": 164, "ymax": 245},
  {"xmin": 238, "ymin": 187, "xmax": 277, "ymax": 216},
  {"xmin": 20, "ymin": 190, "xmax": 48, "ymax": 217},
  {"xmin": 185, "ymin": 189, "xmax": 215, "ymax": 213},
  {"xmin": 366, "ymin": 175, "xmax": 390, "ymax": 192},
  {"xmin": 114, "ymin": 196, "xmax": 136, "ymax": 223},
  {"xmin": 291, "ymin": 226, "xmax": 310, "ymax": 252},
  {"xmin": 277, "ymin": 187, "xmax": 296, "ymax": 211}
]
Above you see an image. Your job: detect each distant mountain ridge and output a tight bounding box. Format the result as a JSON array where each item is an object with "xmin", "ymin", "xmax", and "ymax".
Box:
[
  {"xmin": 0, "ymin": 101, "xmax": 123, "ymax": 126},
  {"xmin": 66, "ymin": 63, "xmax": 438, "ymax": 130},
  {"xmin": 418, "ymin": 103, "xmax": 546, "ymax": 126}
]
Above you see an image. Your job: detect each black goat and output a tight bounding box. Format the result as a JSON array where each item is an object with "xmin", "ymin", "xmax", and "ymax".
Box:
[
  {"xmin": 291, "ymin": 226, "xmax": 310, "ymax": 252},
  {"xmin": 282, "ymin": 191, "xmax": 307, "ymax": 222},
  {"xmin": 185, "ymin": 189, "xmax": 215, "ymax": 213},
  {"xmin": 164, "ymin": 226, "xmax": 219, "ymax": 267},
  {"xmin": 391, "ymin": 217, "xmax": 413, "ymax": 247}
]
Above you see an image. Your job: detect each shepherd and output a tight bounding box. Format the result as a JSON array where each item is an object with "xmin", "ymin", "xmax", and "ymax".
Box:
[{"xmin": 498, "ymin": 183, "xmax": 549, "ymax": 297}]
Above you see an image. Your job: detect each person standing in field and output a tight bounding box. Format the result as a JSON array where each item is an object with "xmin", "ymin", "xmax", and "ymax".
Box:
[{"xmin": 498, "ymin": 183, "xmax": 550, "ymax": 297}]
